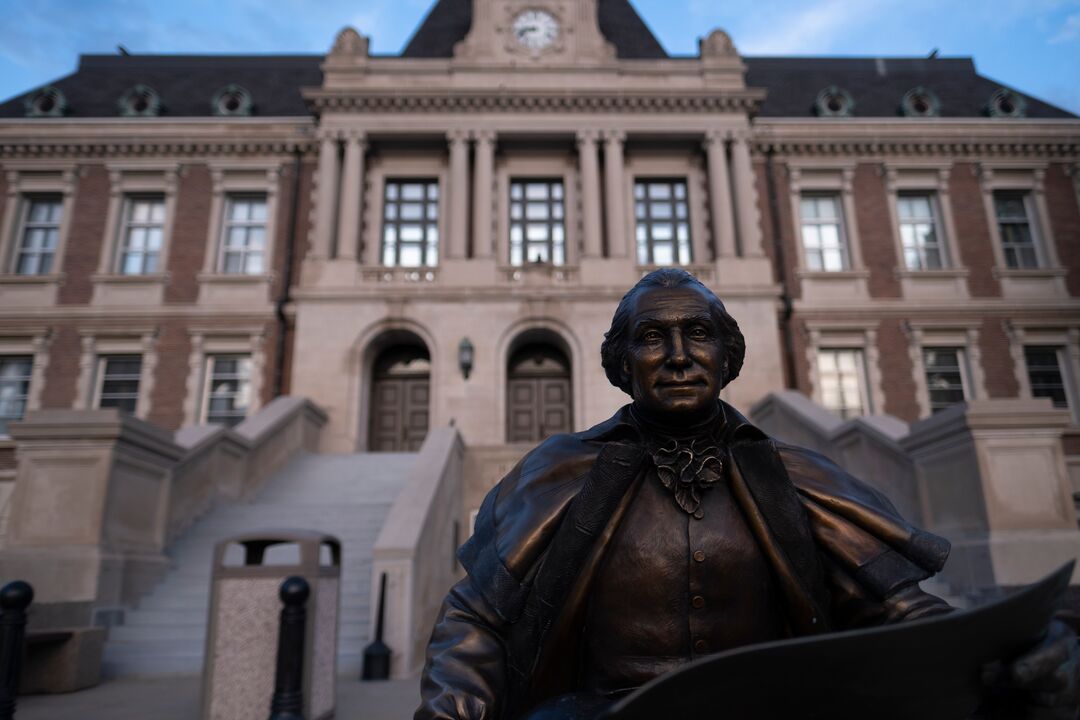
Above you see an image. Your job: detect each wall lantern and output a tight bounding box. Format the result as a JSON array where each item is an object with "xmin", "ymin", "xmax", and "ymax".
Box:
[{"xmin": 458, "ymin": 338, "xmax": 475, "ymax": 380}]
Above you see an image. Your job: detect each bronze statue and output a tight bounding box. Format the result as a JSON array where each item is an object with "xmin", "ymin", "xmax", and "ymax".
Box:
[{"xmin": 416, "ymin": 268, "xmax": 1080, "ymax": 720}]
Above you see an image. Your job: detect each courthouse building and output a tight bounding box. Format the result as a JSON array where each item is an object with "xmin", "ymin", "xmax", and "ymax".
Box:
[{"xmin": 1, "ymin": 0, "xmax": 1079, "ymax": 682}]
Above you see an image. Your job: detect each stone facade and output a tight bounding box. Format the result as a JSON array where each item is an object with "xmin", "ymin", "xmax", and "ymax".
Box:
[{"xmin": 0, "ymin": 0, "xmax": 1078, "ymax": 521}]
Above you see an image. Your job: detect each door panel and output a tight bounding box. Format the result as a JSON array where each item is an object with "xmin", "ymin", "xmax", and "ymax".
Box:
[{"xmin": 369, "ymin": 375, "xmax": 430, "ymax": 452}]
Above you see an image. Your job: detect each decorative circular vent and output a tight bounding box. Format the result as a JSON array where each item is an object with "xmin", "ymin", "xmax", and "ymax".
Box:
[
  {"xmin": 118, "ymin": 84, "xmax": 161, "ymax": 117},
  {"xmin": 212, "ymin": 84, "xmax": 253, "ymax": 117},
  {"xmin": 24, "ymin": 86, "xmax": 68, "ymax": 118},
  {"xmin": 814, "ymin": 86, "xmax": 854, "ymax": 117},
  {"xmin": 987, "ymin": 88, "xmax": 1026, "ymax": 118},
  {"xmin": 901, "ymin": 86, "xmax": 940, "ymax": 117}
]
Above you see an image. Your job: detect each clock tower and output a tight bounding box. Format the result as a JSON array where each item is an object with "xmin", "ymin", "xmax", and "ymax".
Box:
[{"xmin": 453, "ymin": 0, "xmax": 616, "ymax": 64}]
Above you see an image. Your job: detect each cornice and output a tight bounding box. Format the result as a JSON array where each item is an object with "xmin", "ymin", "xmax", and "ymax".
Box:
[
  {"xmin": 305, "ymin": 89, "xmax": 765, "ymax": 115},
  {"xmin": 0, "ymin": 138, "xmax": 317, "ymax": 160}
]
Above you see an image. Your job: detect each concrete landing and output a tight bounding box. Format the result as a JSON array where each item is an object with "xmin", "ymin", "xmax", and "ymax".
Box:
[{"xmin": 17, "ymin": 675, "xmax": 420, "ymax": 720}]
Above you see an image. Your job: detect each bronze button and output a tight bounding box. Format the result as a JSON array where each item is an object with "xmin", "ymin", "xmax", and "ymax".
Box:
[
  {"xmin": 691, "ymin": 595, "xmax": 705, "ymax": 609},
  {"xmin": 693, "ymin": 639, "xmax": 708, "ymax": 654},
  {"xmin": 693, "ymin": 550, "xmax": 705, "ymax": 563}
]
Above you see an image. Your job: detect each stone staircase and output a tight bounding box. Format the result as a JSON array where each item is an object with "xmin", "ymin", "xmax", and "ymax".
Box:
[{"xmin": 103, "ymin": 451, "xmax": 415, "ymax": 677}]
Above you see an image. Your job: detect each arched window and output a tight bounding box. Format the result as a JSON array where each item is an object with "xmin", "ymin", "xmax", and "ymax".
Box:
[
  {"xmin": 369, "ymin": 343, "xmax": 430, "ymax": 451},
  {"xmin": 506, "ymin": 342, "xmax": 572, "ymax": 443}
]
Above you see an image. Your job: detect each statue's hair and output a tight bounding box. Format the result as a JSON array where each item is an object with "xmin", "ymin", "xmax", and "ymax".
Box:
[{"xmin": 600, "ymin": 268, "xmax": 746, "ymax": 395}]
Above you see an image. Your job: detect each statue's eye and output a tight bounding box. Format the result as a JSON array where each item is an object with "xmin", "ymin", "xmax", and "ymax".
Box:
[
  {"xmin": 688, "ymin": 326, "xmax": 710, "ymax": 340},
  {"xmin": 641, "ymin": 330, "xmax": 664, "ymax": 344}
]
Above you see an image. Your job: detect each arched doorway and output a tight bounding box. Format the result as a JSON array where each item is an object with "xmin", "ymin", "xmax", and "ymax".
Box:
[
  {"xmin": 368, "ymin": 343, "xmax": 430, "ymax": 451},
  {"xmin": 506, "ymin": 342, "xmax": 572, "ymax": 443}
]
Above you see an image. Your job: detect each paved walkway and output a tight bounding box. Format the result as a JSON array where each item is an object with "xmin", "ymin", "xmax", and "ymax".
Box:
[{"xmin": 17, "ymin": 675, "xmax": 420, "ymax": 720}]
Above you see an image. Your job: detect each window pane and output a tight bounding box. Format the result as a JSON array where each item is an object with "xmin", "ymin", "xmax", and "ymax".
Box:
[
  {"xmin": 818, "ymin": 349, "xmax": 867, "ymax": 418},
  {"xmin": 1025, "ymin": 347, "xmax": 1069, "ymax": 409}
]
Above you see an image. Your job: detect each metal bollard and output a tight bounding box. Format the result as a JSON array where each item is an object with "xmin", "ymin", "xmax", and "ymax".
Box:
[
  {"xmin": 361, "ymin": 572, "xmax": 391, "ymax": 681},
  {"xmin": 268, "ymin": 576, "xmax": 309, "ymax": 720},
  {"xmin": 0, "ymin": 581, "xmax": 33, "ymax": 720}
]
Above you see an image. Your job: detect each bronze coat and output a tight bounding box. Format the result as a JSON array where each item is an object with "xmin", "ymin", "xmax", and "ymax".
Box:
[{"xmin": 417, "ymin": 403, "xmax": 952, "ymax": 720}]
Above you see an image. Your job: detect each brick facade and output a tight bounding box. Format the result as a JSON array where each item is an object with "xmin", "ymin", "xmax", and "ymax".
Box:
[
  {"xmin": 39, "ymin": 324, "xmax": 80, "ymax": 409},
  {"xmin": 978, "ymin": 317, "xmax": 1020, "ymax": 399},
  {"xmin": 1047, "ymin": 163, "xmax": 1080, "ymax": 296},
  {"xmin": 853, "ymin": 164, "xmax": 901, "ymax": 299},
  {"xmin": 876, "ymin": 318, "xmax": 919, "ymax": 422},
  {"xmin": 949, "ymin": 162, "xmax": 1002, "ymax": 299},
  {"xmin": 165, "ymin": 164, "xmax": 212, "ymax": 304},
  {"xmin": 58, "ymin": 165, "xmax": 109, "ymax": 305}
]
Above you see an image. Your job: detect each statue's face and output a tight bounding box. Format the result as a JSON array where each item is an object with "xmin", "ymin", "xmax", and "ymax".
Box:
[{"xmin": 624, "ymin": 285, "xmax": 724, "ymax": 422}]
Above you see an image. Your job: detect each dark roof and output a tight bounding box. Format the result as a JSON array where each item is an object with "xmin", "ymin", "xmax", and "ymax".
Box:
[
  {"xmin": 744, "ymin": 56, "xmax": 1076, "ymax": 119},
  {"xmin": 0, "ymin": 54, "xmax": 322, "ymax": 119},
  {"xmin": 401, "ymin": 0, "xmax": 667, "ymax": 59}
]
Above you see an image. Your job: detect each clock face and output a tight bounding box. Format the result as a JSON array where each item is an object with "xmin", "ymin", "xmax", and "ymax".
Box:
[{"xmin": 512, "ymin": 9, "xmax": 559, "ymax": 50}]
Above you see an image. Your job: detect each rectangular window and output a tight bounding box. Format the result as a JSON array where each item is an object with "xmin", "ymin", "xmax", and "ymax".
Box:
[
  {"xmin": 118, "ymin": 196, "xmax": 166, "ymax": 275},
  {"xmin": 219, "ymin": 195, "xmax": 267, "ymax": 274},
  {"xmin": 0, "ymin": 356, "xmax": 32, "ymax": 436},
  {"xmin": 800, "ymin": 194, "xmax": 849, "ymax": 271},
  {"xmin": 1025, "ymin": 346, "xmax": 1070, "ymax": 409},
  {"xmin": 817, "ymin": 348, "xmax": 869, "ymax": 419},
  {"xmin": 923, "ymin": 347, "xmax": 967, "ymax": 413},
  {"xmin": 898, "ymin": 193, "xmax": 946, "ymax": 270},
  {"xmin": 509, "ymin": 179, "xmax": 565, "ymax": 266},
  {"xmin": 382, "ymin": 180, "xmax": 439, "ymax": 268},
  {"xmin": 203, "ymin": 355, "xmax": 252, "ymax": 427},
  {"xmin": 994, "ymin": 191, "xmax": 1040, "ymax": 269},
  {"xmin": 96, "ymin": 355, "xmax": 142, "ymax": 414},
  {"xmin": 13, "ymin": 197, "xmax": 62, "ymax": 275},
  {"xmin": 634, "ymin": 179, "xmax": 692, "ymax": 266}
]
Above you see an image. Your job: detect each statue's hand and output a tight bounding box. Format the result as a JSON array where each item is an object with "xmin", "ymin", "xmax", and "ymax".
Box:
[{"xmin": 984, "ymin": 618, "xmax": 1080, "ymax": 719}]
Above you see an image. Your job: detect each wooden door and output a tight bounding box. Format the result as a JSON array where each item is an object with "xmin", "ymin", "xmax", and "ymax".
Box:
[
  {"xmin": 368, "ymin": 346, "xmax": 430, "ymax": 452},
  {"xmin": 506, "ymin": 344, "xmax": 571, "ymax": 443}
]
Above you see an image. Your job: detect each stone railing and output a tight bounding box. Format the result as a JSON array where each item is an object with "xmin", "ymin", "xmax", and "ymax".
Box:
[
  {"xmin": 751, "ymin": 391, "xmax": 1080, "ymax": 594},
  {"xmin": 371, "ymin": 427, "xmax": 464, "ymax": 679},
  {"xmin": 0, "ymin": 396, "xmax": 326, "ymax": 630}
]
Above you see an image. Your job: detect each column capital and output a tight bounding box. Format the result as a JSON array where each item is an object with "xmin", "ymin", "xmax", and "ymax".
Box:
[
  {"xmin": 447, "ymin": 129, "xmax": 470, "ymax": 144},
  {"xmin": 342, "ymin": 128, "xmax": 367, "ymax": 145},
  {"xmin": 316, "ymin": 128, "xmax": 342, "ymax": 143},
  {"xmin": 602, "ymin": 129, "xmax": 626, "ymax": 144},
  {"xmin": 576, "ymin": 129, "xmax": 600, "ymax": 145},
  {"xmin": 729, "ymin": 128, "xmax": 753, "ymax": 144},
  {"xmin": 470, "ymin": 129, "xmax": 496, "ymax": 144},
  {"xmin": 702, "ymin": 129, "xmax": 730, "ymax": 150}
]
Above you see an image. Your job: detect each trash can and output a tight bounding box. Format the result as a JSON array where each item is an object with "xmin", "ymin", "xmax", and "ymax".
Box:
[{"xmin": 201, "ymin": 530, "xmax": 341, "ymax": 720}]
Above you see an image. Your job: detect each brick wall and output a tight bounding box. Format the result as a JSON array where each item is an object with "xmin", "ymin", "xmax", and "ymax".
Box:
[
  {"xmin": 147, "ymin": 321, "xmax": 192, "ymax": 431},
  {"xmin": 979, "ymin": 317, "xmax": 1019, "ymax": 398},
  {"xmin": 58, "ymin": 165, "xmax": 109, "ymax": 305},
  {"xmin": 876, "ymin": 319, "xmax": 919, "ymax": 421},
  {"xmin": 949, "ymin": 163, "xmax": 1002, "ymax": 298},
  {"xmin": 791, "ymin": 321, "xmax": 813, "ymax": 396},
  {"xmin": 165, "ymin": 164, "xmax": 212, "ymax": 304},
  {"xmin": 853, "ymin": 164, "xmax": 901, "ymax": 298},
  {"xmin": 755, "ymin": 160, "xmax": 801, "ymax": 299},
  {"xmin": 1045, "ymin": 163, "xmax": 1080, "ymax": 296},
  {"xmin": 39, "ymin": 324, "xmax": 80, "ymax": 408}
]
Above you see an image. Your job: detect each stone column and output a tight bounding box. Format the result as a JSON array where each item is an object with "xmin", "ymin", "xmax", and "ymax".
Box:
[
  {"xmin": 336, "ymin": 130, "xmax": 366, "ymax": 262},
  {"xmin": 730, "ymin": 131, "xmax": 764, "ymax": 257},
  {"xmin": 603, "ymin": 130, "xmax": 627, "ymax": 257},
  {"xmin": 704, "ymin": 130, "xmax": 736, "ymax": 259},
  {"xmin": 577, "ymin": 130, "xmax": 603, "ymax": 258},
  {"xmin": 471, "ymin": 130, "xmax": 495, "ymax": 259},
  {"xmin": 447, "ymin": 130, "xmax": 470, "ymax": 259},
  {"xmin": 311, "ymin": 130, "xmax": 341, "ymax": 260}
]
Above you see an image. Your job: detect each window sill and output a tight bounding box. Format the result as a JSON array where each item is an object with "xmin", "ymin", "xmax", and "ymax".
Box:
[
  {"xmin": 796, "ymin": 268, "xmax": 871, "ymax": 280},
  {"xmin": 634, "ymin": 263, "xmax": 716, "ymax": 283},
  {"xmin": 894, "ymin": 267, "xmax": 970, "ymax": 279},
  {"xmin": 197, "ymin": 272, "xmax": 273, "ymax": 305},
  {"xmin": 91, "ymin": 273, "xmax": 167, "ymax": 306},
  {"xmin": 992, "ymin": 266, "xmax": 1068, "ymax": 300},
  {"xmin": 360, "ymin": 267, "xmax": 439, "ymax": 284},
  {"xmin": 0, "ymin": 274, "xmax": 63, "ymax": 306},
  {"xmin": 796, "ymin": 269, "xmax": 870, "ymax": 303},
  {"xmin": 894, "ymin": 267, "xmax": 970, "ymax": 300},
  {"xmin": 0, "ymin": 273, "xmax": 64, "ymax": 285},
  {"xmin": 500, "ymin": 263, "xmax": 578, "ymax": 285}
]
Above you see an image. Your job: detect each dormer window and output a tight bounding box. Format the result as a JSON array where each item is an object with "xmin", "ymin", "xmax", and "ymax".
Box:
[
  {"xmin": 212, "ymin": 85, "xmax": 253, "ymax": 117},
  {"xmin": 987, "ymin": 88, "xmax": 1026, "ymax": 118},
  {"xmin": 901, "ymin": 87, "xmax": 940, "ymax": 118},
  {"xmin": 814, "ymin": 86, "xmax": 854, "ymax": 117},
  {"xmin": 118, "ymin": 85, "xmax": 161, "ymax": 117},
  {"xmin": 24, "ymin": 86, "xmax": 67, "ymax": 118}
]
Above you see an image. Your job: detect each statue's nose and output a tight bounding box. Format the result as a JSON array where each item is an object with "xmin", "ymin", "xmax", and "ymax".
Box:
[{"xmin": 666, "ymin": 332, "xmax": 691, "ymax": 367}]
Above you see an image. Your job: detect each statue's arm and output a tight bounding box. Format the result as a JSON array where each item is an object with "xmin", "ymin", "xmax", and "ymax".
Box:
[
  {"xmin": 415, "ymin": 577, "xmax": 509, "ymax": 720},
  {"xmin": 825, "ymin": 556, "xmax": 954, "ymax": 629}
]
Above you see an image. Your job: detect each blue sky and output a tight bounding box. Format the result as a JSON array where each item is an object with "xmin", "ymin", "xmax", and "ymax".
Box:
[{"xmin": 1, "ymin": 0, "xmax": 1078, "ymax": 114}]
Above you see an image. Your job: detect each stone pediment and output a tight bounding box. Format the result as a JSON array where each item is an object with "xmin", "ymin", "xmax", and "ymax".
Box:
[{"xmin": 452, "ymin": 0, "xmax": 616, "ymax": 65}]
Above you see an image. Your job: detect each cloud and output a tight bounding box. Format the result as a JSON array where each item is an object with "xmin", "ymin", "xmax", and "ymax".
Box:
[
  {"xmin": 737, "ymin": 0, "xmax": 873, "ymax": 54},
  {"xmin": 1050, "ymin": 12, "xmax": 1080, "ymax": 43}
]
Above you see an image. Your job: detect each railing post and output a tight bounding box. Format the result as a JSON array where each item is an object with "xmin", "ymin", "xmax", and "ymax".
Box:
[
  {"xmin": 269, "ymin": 576, "xmax": 309, "ymax": 720},
  {"xmin": 0, "ymin": 581, "xmax": 33, "ymax": 720}
]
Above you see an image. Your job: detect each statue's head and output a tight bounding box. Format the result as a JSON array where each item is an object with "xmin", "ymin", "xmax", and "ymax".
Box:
[{"xmin": 601, "ymin": 269, "xmax": 745, "ymax": 420}]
